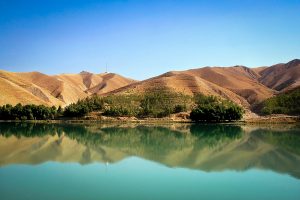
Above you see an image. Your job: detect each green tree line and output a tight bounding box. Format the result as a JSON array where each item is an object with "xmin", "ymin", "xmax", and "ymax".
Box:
[
  {"xmin": 261, "ymin": 88, "xmax": 300, "ymax": 115},
  {"xmin": 190, "ymin": 94, "xmax": 244, "ymax": 122},
  {"xmin": 0, "ymin": 88, "xmax": 244, "ymax": 122},
  {"xmin": 64, "ymin": 87, "xmax": 192, "ymax": 118},
  {"xmin": 0, "ymin": 103, "xmax": 62, "ymax": 120}
]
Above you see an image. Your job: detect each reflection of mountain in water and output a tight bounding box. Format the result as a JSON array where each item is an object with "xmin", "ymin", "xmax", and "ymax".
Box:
[{"xmin": 0, "ymin": 123, "xmax": 300, "ymax": 179}]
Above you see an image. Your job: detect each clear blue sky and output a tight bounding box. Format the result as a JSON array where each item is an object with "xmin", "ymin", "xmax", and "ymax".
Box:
[{"xmin": 0, "ymin": 0, "xmax": 299, "ymax": 80}]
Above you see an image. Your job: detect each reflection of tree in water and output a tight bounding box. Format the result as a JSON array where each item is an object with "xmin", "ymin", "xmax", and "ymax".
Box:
[
  {"xmin": 0, "ymin": 123, "xmax": 242, "ymax": 152},
  {"xmin": 0, "ymin": 123, "xmax": 244, "ymax": 165},
  {"xmin": 98, "ymin": 126, "xmax": 191, "ymax": 156},
  {"xmin": 1, "ymin": 123, "xmax": 300, "ymax": 154},
  {"xmin": 1, "ymin": 123, "xmax": 300, "ymax": 157},
  {"xmin": 0, "ymin": 123, "xmax": 60, "ymax": 138},
  {"xmin": 250, "ymin": 128, "xmax": 300, "ymax": 155},
  {"xmin": 1, "ymin": 122, "xmax": 300, "ymax": 178},
  {"xmin": 190, "ymin": 124, "xmax": 243, "ymax": 148}
]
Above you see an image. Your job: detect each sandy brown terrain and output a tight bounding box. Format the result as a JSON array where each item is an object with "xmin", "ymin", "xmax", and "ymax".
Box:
[
  {"xmin": 258, "ymin": 59, "xmax": 300, "ymax": 92},
  {"xmin": 107, "ymin": 66, "xmax": 272, "ymax": 111},
  {"xmin": 108, "ymin": 59, "xmax": 300, "ymax": 111},
  {"xmin": 0, "ymin": 70, "xmax": 135, "ymax": 106},
  {"xmin": 0, "ymin": 59, "xmax": 299, "ymax": 113}
]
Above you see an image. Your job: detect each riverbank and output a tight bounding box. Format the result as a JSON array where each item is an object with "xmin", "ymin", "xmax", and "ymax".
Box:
[
  {"xmin": 0, "ymin": 113, "xmax": 299, "ymax": 124},
  {"xmin": 243, "ymin": 115, "xmax": 300, "ymax": 123}
]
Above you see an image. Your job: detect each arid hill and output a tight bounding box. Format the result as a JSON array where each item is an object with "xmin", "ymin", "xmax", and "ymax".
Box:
[
  {"xmin": 0, "ymin": 70, "xmax": 135, "ymax": 106},
  {"xmin": 257, "ymin": 59, "xmax": 300, "ymax": 92},
  {"xmin": 108, "ymin": 59, "xmax": 300, "ymax": 110},
  {"xmin": 0, "ymin": 59, "xmax": 299, "ymax": 111}
]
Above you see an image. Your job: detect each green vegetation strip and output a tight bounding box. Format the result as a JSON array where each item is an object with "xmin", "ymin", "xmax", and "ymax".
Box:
[{"xmin": 0, "ymin": 88, "xmax": 244, "ymax": 122}]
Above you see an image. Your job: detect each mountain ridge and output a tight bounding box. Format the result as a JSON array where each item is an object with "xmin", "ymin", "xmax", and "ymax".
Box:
[
  {"xmin": 0, "ymin": 70, "xmax": 135, "ymax": 106},
  {"xmin": 0, "ymin": 59, "xmax": 299, "ymax": 112},
  {"xmin": 105, "ymin": 59, "xmax": 300, "ymax": 111}
]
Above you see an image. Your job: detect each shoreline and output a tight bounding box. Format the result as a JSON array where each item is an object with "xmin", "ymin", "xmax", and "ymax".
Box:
[{"xmin": 0, "ymin": 115, "xmax": 299, "ymax": 125}]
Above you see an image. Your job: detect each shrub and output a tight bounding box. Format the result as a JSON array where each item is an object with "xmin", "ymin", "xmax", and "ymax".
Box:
[
  {"xmin": 190, "ymin": 95, "xmax": 244, "ymax": 122},
  {"xmin": 0, "ymin": 104, "xmax": 59, "ymax": 120},
  {"xmin": 173, "ymin": 104, "xmax": 187, "ymax": 113},
  {"xmin": 261, "ymin": 88, "xmax": 300, "ymax": 115},
  {"xmin": 103, "ymin": 106, "xmax": 137, "ymax": 117},
  {"xmin": 63, "ymin": 95, "xmax": 106, "ymax": 117},
  {"xmin": 139, "ymin": 87, "xmax": 191, "ymax": 118}
]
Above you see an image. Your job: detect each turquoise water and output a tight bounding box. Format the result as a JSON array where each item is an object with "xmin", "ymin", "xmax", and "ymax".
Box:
[{"xmin": 0, "ymin": 123, "xmax": 300, "ymax": 200}]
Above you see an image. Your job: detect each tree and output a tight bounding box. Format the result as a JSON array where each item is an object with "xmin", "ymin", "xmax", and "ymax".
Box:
[
  {"xmin": 0, "ymin": 104, "xmax": 63, "ymax": 120},
  {"xmin": 139, "ymin": 87, "xmax": 190, "ymax": 118},
  {"xmin": 190, "ymin": 95, "xmax": 244, "ymax": 122},
  {"xmin": 261, "ymin": 88, "xmax": 300, "ymax": 115},
  {"xmin": 57, "ymin": 105, "xmax": 63, "ymax": 114}
]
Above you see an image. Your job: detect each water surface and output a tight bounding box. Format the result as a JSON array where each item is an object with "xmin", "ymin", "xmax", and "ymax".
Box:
[{"xmin": 0, "ymin": 123, "xmax": 300, "ymax": 200}]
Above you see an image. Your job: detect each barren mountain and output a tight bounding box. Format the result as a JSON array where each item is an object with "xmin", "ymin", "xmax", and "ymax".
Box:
[
  {"xmin": 109, "ymin": 59, "xmax": 300, "ymax": 110},
  {"xmin": 0, "ymin": 70, "xmax": 135, "ymax": 106},
  {"xmin": 0, "ymin": 59, "xmax": 299, "ymax": 111},
  {"xmin": 257, "ymin": 59, "xmax": 300, "ymax": 92},
  {"xmin": 109, "ymin": 66, "xmax": 274, "ymax": 109}
]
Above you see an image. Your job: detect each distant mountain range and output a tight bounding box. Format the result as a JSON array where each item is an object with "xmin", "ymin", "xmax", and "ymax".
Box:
[{"xmin": 1, "ymin": 59, "xmax": 299, "ymax": 112}]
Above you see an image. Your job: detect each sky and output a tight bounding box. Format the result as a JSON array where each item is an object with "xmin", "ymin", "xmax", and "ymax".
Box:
[{"xmin": 0, "ymin": 0, "xmax": 300, "ymax": 80}]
